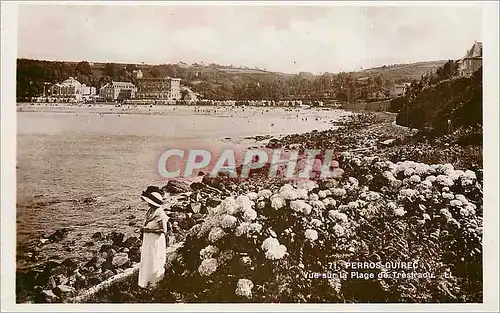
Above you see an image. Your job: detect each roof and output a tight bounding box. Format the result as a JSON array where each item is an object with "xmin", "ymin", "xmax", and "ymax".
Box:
[
  {"xmin": 60, "ymin": 77, "xmax": 82, "ymax": 87},
  {"xmin": 462, "ymin": 41, "xmax": 483, "ymax": 59}
]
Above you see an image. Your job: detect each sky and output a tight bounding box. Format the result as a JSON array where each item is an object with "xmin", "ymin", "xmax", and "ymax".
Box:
[{"xmin": 17, "ymin": 3, "xmax": 483, "ymax": 74}]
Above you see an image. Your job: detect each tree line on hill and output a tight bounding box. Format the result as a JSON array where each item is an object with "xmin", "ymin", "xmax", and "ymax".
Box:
[{"xmin": 17, "ymin": 59, "xmax": 442, "ymax": 102}]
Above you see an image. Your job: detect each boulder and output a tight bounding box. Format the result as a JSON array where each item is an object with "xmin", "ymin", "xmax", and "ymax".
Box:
[
  {"xmin": 111, "ymin": 253, "xmax": 130, "ymax": 268},
  {"xmin": 47, "ymin": 228, "xmax": 70, "ymax": 242},
  {"xmin": 84, "ymin": 240, "xmax": 94, "ymax": 247},
  {"xmin": 128, "ymin": 221, "xmax": 136, "ymax": 226},
  {"xmin": 84, "ymin": 257, "xmax": 98, "ymax": 268},
  {"xmin": 127, "ymin": 214, "xmax": 136, "ymax": 220},
  {"xmin": 91, "ymin": 232, "xmax": 103, "ymax": 241},
  {"xmin": 128, "ymin": 247, "xmax": 141, "ymax": 263},
  {"xmin": 109, "ymin": 232, "xmax": 125, "ymax": 246},
  {"xmin": 102, "ymin": 269, "xmax": 114, "ymax": 280},
  {"xmin": 122, "ymin": 236, "xmax": 139, "ymax": 248},
  {"xmin": 99, "ymin": 244, "xmax": 112, "ymax": 253},
  {"xmin": 61, "ymin": 258, "xmax": 78, "ymax": 271},
  {"xmin": 53, "ymin": 284, "xmax": 76, "ymax": 297},
  {"xmin": 162, "ymin": 179, "xmax": 191, "ymax": 194}
]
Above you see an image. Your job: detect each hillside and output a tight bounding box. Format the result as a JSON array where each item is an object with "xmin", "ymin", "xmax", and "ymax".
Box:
[
  {"xmin": 395, "ymin": 67, "xmax": 482, "ymax": 135},
  {"xmin": 16, "ymin": 59, "xmax": 447, "ymax": 102},
  {"xmin": 357, "ymin": 60, "xmax": 447, "ymax": 82}
]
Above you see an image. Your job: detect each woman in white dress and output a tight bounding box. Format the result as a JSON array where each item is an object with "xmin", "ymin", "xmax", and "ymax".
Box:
[{"xmin": 138, "ymin": 186, "xmax": 169, "ymax": 289}]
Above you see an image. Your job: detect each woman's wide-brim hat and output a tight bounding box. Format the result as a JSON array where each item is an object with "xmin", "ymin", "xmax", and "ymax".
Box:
[{"xmin": 141, "ymin": 186, "xmax": 164, "ymax": 208}]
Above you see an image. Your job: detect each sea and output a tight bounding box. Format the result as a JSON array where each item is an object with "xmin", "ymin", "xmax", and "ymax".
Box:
[{"xmin": 16, "ymin": 104, "xmax": 349, "ymax": 268}]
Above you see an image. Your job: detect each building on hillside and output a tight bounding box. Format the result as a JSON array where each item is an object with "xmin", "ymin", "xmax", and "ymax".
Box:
[
  {"xmin": 48, "ymin": 77, "xmax": 96, "ymax": 102},
  {"xmin": 458, "ymin": 41, "xmax": 482, "ymax": 77},
  {"xmin": 99, "ymin": 81, "xmax": 137, "ymax": 101},
  {"xmin": 136, "ymin": 77, "xmax": 181, "ymax": 100},
  {"xmin": 181, "ymin": 86, "xmax": 199, "ymax": 103}
]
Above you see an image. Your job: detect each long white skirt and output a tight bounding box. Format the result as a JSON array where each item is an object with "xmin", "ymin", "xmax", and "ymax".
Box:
[{"xmin": 138, "ymin": 232, "xmax": 166, "ymax": 288}]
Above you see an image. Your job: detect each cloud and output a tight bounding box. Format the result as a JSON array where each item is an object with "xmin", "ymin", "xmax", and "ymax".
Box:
[{"xmin": 17, "ymin": 4, "xmax": 483, "ymax": 74}]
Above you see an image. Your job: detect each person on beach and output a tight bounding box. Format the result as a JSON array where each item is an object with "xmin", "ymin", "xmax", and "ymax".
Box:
[{"xmin": 138, "ymin": 186, "xmax": 169, "ymax": 289}]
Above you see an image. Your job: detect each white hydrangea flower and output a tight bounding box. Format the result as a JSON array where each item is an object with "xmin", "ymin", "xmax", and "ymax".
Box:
[
  {"xmin": 208, "ymin": 227, "xmax": 226, "ymax": 243},
  {"xmin": 261, "ymin": 237, "xmax": 287, "ymax": 260},
  {"xmin": 243, "ymin": 208, "xmax": 258, "ymax": 221},
  {"xmin": 271, "ymin": 195, "xmax": 286, "ymax": 210},
  {"xmin": 332, "ymin": 224, "xmax": 345, "ymax": 237},
  {"xmin": 348, "ymin": 201, "xmax": 359, "ymax": 210},
  {"xmin": 420, "ymin": 180, "xmax": 433, "ymax": 189},
  {"xmin": 442, "ymin": 192, "xmax": 454, "ymax": 200},
  {"xmin": 221, "ymin": 214, "xmax": 238, "ymax": 229},
  {"xmin": 258, "ymin": 189, "xmax": 272, "ymax": 199},
  {"xmin": 290, "ymin": 199, "xmax": 313, "ymax": 215},
  {"xmin": 383, "ymin": 171, "xmax": 397, "ymax": 181},
  {"xmin": 364, "ymin": 191, "xmax": 381, "ymax": 201},
  {"xmin": 459, "ymin": 207, "xmax": 470, "ymax": 217},
  {"xmin": 436, "ymin": 175, "xmax": 454, "ymax": 187},
  {"xmin": 246, "ymin": 192, "xmax": 258, "ymax": 201},
  {"xmin": 404, "ymin": 168, "xmax": 416, "ymax": 177},
  {"xmin": 322, "ymin": 198, "xmax": 331, "ymax": 207},
  {"xmin": 235, "ymin": 222, "xmax": 251, "ymax": 237},
  {"xmin": 387, "ymin": 202, "xmax": 397, "ymax": 210},
  {"xmin": 220, "ymin": 197, "xmax": 238, "ymax": 215},
  {"xmin": 394, "ymin": 207, "xmax": 407, "ymax": 216},
  {"xmin": 200, "ymin": 245, "xmax": 220, "ymax": 259},
  {"xmin": 296, "ymin": 180, "xmax": 319, "ymax": 192},
  {"xmin": 318, "ymin": 190, "xmax": 328, "ymax": 199},
  {"xmin": 311, "ymin": 218, "xmax": 322, "ymax": 227},
  {"xmin": 450, "ymin": 200, "xmax": 463, "ymax": 207},
  {"xmin": 348, "ymin": 177, "xmax": 359, "ymax": 186},
  {"xmin": 425, "ymin": 175, "xmax": 437, "ymax": 182},
  {"xmin": 280, "ymin": 187, "xmax": 298, "ymax": 200},
  {"xmin": 442, "ymin": 187, "xmax": 450, "ymax": 192},
  {"xmin": 236, "ymin": 195, "xmax": 254, "ymax": 212},
  {"xmin": 261, "ymin": 237, "xmax": 280, "ymax": 251},
  {"xmin": 248, "ymin": 222, "xmax": 263, "ymax": 234},
  {"xmin": 423, "ymin": 213, "xmax": 431, "ymax": 220},
  {"xmin": 440, "ymin": 208, "xmax": 453, "ymax": 220},
  {"xmin": 328, "ymin": 210, "xmax": 348, "ymax": 224},
  {"xmin": 414, "ymin": 163, "xmax": 431, "ymax": 176},
  {"xmin": 311, "ymin": 200, "xmax": 326, "ymax": 211},
  {"xmin": 305, "ymin": 229, "xmax": 319, "ymax": 241},
  {"xmin": 235, "ymin": 278, "xmax": 254, "ymax": 298},
  {"xmin": 465, "ymin": 204, "xmax": 477, "ymax": 215},
  {"xmin": 265, "ymin": 245, "xmax": 287, "ymax": 260},
  {"xmin": 309, "ymin": 193, "xmax": 320, "ymax": 201},
  {"xmin": 460, "ymin": 170, "xmax": 477, "ymax": 185},
  {"xmin": 257, "ymin": 201, "xmax": 266, "ymax": 210},
  {"xmin": 409, "ymin": 175, "xmax": 421, "ymax": 184},
  {"xmin": 331, "ymin": 188, "xmax": 347, "ymax": 197},
  {"xmin": 455, "ymin": 194, "xmax": 469, "ymax": 204},
  {"xmin": 295, "ymin": 188, "xmax": 308, "ymax": 199},
  {"xmin": 398, "ymin": 188, "xmax": 419, "ymax": 200},
  {"xmin": 198, "ymin": 258, "xmax": 218, "ymax": 276},
  {"xmin": 325, "ymin": 189, "xmax": 332, "ymax": 196}
]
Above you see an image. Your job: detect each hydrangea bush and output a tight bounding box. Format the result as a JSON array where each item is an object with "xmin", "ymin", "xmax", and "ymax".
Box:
[{"xmin": 164, "ymin": 153, "xmax": 482, "ymax": 303}]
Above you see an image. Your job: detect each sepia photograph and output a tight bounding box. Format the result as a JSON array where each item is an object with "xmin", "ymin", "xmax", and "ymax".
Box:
[{"xmin": 1, "ymin": 1, "xmax": 499, "ymax": 311}]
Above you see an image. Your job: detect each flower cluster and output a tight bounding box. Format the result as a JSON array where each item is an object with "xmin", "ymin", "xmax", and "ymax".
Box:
[
  {"xmin": 261, "ymin": 237, "xmax": 287, "ymax": 260},
  {"xmin": 235, "ymin": 278, "xmax": 254, "ymax": 298}
]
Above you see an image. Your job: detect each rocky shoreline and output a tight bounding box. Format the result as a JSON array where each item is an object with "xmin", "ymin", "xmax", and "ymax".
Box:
[{"xmin": 16, "ymin": 112, "xmax": 483, "ymax": 303}]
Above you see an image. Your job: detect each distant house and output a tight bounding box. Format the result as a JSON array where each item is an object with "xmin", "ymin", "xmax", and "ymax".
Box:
[
  {"xmin": 458, "ymin": 41, "xmax": 482, "ymax": 77},
  {"xmin": 136, "ymin": 77, "xmax": 181, "ymax": 101},
  {"xmin": 48, "ymin": 77, "xmax": 96, "ymax": 102},
  {"xmin": 181, "ymin": 86, "xmax": 199, "ymax": 103},
  {"xmin": 99, "ymin": 81, "xmax": 137, "ymax": 101}
]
